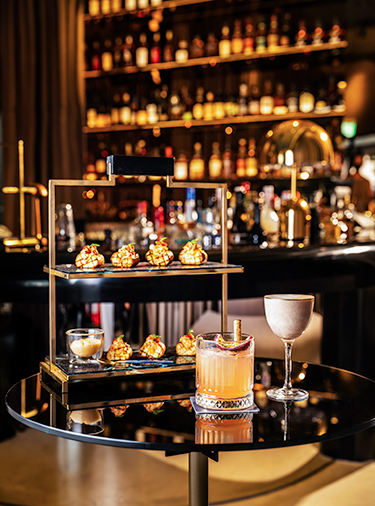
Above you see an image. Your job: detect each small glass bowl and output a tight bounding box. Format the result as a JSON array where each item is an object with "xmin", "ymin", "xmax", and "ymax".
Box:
[{"xmin": 66, "ymin": 328, "xmax": 104, "ymax": 365}]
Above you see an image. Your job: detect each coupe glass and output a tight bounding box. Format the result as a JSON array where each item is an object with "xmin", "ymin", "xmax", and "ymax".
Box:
[{"xmin": 264, "ymin": 294, "xmax": 314, "ymax": 402}]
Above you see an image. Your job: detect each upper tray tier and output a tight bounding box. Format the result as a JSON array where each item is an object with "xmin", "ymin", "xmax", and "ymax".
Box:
[{"xmin": 44, "ymin": 261, "xmax": 244, "ymax": 279}]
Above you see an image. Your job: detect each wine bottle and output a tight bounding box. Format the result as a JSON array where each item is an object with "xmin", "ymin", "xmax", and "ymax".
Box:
[
  {"xmin": 219, "ymin": 25, "xmax": 231, "ymax": 58},
  {"xmin": 267, "ymin": 13, "xmax": 279, "ymax": 49},
  {"xmin": 163, "ymin": 30, "xmax": 174, "ymax": 62},
  {"xmin": 230, "ymin": 190, "xmax": 249, "ymax": 246},
  {"xmin": 150, "ymin": 32, "xmax": 161, "ymax": 64},
  {"xmin": 243, "ymin": 17, "xmax": 255, "ymax": 54}
]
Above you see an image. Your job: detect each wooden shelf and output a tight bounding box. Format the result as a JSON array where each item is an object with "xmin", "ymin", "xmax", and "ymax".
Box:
[
  {"xmin": 83, "ymin": 110, "xmax": 347, "ymax": 134},
  {"xmin": 84, "ymin": 41, "xmax": 348, "ymax": 79},
  {"xmin": 84, "ymin": 0, "xmax": 213, "ymax": 22}
]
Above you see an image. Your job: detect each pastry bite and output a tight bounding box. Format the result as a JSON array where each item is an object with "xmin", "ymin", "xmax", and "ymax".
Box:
[
  {"xmin": 145, "ymin": 238, "xmax": 174, "ymax": 267},
  {"xmin": 140, "ymin": 334, "xmax": 166, "ymax": 359},
  {"xmin": 177, "ymin": 399, "xmax": 193, "ymax": 411},
  {"xmin": 75, "ymin": 244, "xmax": 105, "ymax": 269},
  {"xmin": 110, "ymin": 243, "xmax": 140, "ymax": 268},
  {"xmin": 110, "ymin": 405, "xmax": 128, "ymax": 418},
  {"xmin": 176, "ymin": 329, "xmax": 196, "ymax": 356},
  {"xmin": 179, "ymin": 239, "xmax": 208, "ymax": 265},
  {"xmin": 144, "ymin": 402, "xmax": 164, "ymax": 414},
  {"xmin": 106, "ymin": 336, "xmax": 133, "ymax": 361}
]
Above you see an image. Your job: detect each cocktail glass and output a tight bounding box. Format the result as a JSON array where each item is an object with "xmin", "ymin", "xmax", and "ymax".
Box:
[
  {"xmin": 66, "ymin": 328, "xmax": 104, "ymax": 365},
  {"xmin": 264, "ymin": 294, "xmax": 314, "ymax": 402},
  {"xmin": 195, "ymin": 332, "xmax": 254, "ymax": 410}
]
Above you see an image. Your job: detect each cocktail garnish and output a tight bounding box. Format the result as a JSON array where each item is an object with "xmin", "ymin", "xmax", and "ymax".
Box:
[{"xmin": 214, "ymin": 333, "xmax": 252, "ymax": 351}]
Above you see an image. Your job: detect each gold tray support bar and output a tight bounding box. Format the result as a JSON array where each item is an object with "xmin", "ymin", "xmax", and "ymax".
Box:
[{"xmin": 48, "ymin": 174, "xmax": 116, "ymax": 369}]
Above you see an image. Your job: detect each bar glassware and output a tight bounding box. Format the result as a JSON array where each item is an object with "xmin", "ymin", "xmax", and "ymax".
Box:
[
  {"xmin": 195, "ymin": 332, "xmax": 254, "ymax": 410},
  {"xmin": 264, "ymin": 294, "xmax": 314, "ymax": 402},
  {"xmin": 66, "ymin": 328, "xmax": 104, "ymax": 365}
]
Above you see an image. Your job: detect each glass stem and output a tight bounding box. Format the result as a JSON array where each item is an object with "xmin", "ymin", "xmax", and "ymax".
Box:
[{"xmin": 283, "ymin": 340, "xmax": 294, "ymax": 391}]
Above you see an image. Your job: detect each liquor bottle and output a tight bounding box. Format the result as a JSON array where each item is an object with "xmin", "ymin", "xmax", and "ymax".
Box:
[
  {"xmin": 192, "ymin": 87, "xmax": 205, "ymax": 120},
  {"xmin": 267, "ymin": 13, "xmax": 279, "ymax": 49},
  {"xmin": 260, "ymin": 80, "xmax": 274, "ymax": 115},
  {"xmin": 329, "ymin": 18, "xmax": 344, "ymax": 43},
  {"xmin": 279, "ymin": 165, "xmax": 311, "ymax": 245},
  {"xmin": 236, "ymin": 138, "xmax": 247, "ymax": 178},
  {"xmin": 101, "ymin": 39, "xmax": 113, "ymax": 72},
  {"xmin": 205, "ymin": 32, "xmax": 218, "ymax": 56},
  {"xmin": 101, "ymin": 0, "xmax": 111, "ymax": 14},
  {"xmin": 138, "ymin": 0, "xmax": 149, "ymax": 9},
  {"xmin": 237, "ymin": 83, "xmax": 249, "ymax": 116},
  {"xmin": 243, "ymin": 17, "xmax": 255, "ymax": 54},
  {"xmin": 295, "ymin": 19, "xmax": 308, "ymax": 46},
  {"xmin": 312, "ymin": 19, "xmax": 326, "ymax": 45},
  {"xmin": 175, "ymin": 40, "xmax": 189, "ymax": 62},
  {"xmin": 130, "ymin": 95, "xmax": 139, "ymax": 125},
  {"xmin": 146, "ymin": 102, "xmax": 159, "ymax": 123},
  {"xmin": 150, "ymin": 32, "xmax": 161, "ymax": 63},
  {"xmin": 315, "ymin": 85, "xmax": 330, "ymax": 113},
  {"xmin": 122, "ymin": 35, "xmax": 135, "ymax": 67},
  {"xmin": 125, "ymin": 0, "xmax": 137, "ymax": 10},
  {"xmin": 224, "ymin": 92, "xmax": 238, "ymax": 117},
  {"xmin": 136, "ymin": 98, "xmax": 148, "ymax": 126},
  {"xmin": 248, "ymin": 200, "xmax": 267, "ymax": 246},
  {"xmin": 110, "ymin": 92, "xmax": 121, "ymax": 124},
  {"xmin": 111, "ymin": 0, "xmax": 122, "ymax": 13},
  {"xmin": 190, "ymin": 35, "xmax": 205, "ymax": 58},
  {"xmin": 213, "ymin": 90, "xmax": 226, "ymax": 119},
  {"xmin": 175, "ymin": 151, "xmax": 189, "ymax": 180},
  {"xmin": 113, "ymin": 38, "xmax": 123, "ymax": 68},
  {"xmin": 169, "ymin": 90, "xmax": 182, "ymax": 120},
  {"xmin": 203, "ymin": 91, "xmax": 214, "ymax": 121},
  {"xmin": 181, "ymin": 85, "xmax": 194, "ymax": 120},
  {"xmin": 88, "ymin": 0, "xmax": 100, "ymax": 16},
  {"xmin": 136, "ymin": 33, "xmax": 149, "ymax": 67},
  {"xmin": 230, "ymin": 190, "xmax": 249, "ymax": 246},
  {"xmin": 133, "ymin": 201, "xmax": 153, "ymax": 248},
  {"xmin": 223, "ymin": 142, "xmax": 234, "ymax": 179},
  {"xmin": 279, "ymin": 12, "xmax": 292, "ymax": 46},
  {"xmin": 119, "ymin": 92, "xmax": 131, "ymax": 124},
  {"xmin": 286, "ymin": 83, "xmax": 299, "ymax": 112},
  {"xmin": 208, "ymin": 142, "xmax": 223, "ymax": 179},
  {"xmin": 299, "ymin": 84, "xmax": 315, "ymax": 113},
  {"xmin": 231, "ymin": 19, "xmax": 243, "ymax": 54},
  {"xmin": 163, "ymin": 30, "xmax": 174, "ymax": 62},
  {"xmin": 91, "ymin": 41, "xmax": 101, "ymax": 70},
  {"xmin": 219, "ymin": 25, "xmax": 231, "ymax": 58},
  {"xmin": 255, "ymin": 16, "xmax": 267, "ymax": 52},
  {"xmin": 260, "ymin": 185, "xmax": 279, "ymax": 245},
  {"xmin": 248, "ymin": 85, "xmax": 260, "ymax": 115},
  {"xmin": 245, "ymin": 138, "xmax": 258, "ymax": 177},
  {"xmin": 273, "ymin": 82, "xmax": 288, "ymax": 115},
  {"xmin": 184, "ymin": 188, "xmax": 196, "ymax": 224},
  {"xmin": 158, "ymin": 84, "xmax": 169, "ymax": 120},
  {"xmin": 189, "ymin": 142, "xmax": 205, "ymax": 180}
]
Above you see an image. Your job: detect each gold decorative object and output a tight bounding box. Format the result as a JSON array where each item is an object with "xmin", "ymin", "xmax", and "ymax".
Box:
[{"xmin": 2, "ymin": 140, "xmax": 48, "ymax": 251}]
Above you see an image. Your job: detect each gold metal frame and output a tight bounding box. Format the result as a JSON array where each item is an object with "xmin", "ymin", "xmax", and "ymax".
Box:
[{"xmin": 46, "ymin": 166, "xmax": 242, "ymax": 386}]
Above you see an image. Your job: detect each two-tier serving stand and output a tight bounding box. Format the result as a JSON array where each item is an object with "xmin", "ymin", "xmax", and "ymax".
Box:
[{"xmin": 40, "ymin": 155, "xmax": 243, "ymax": 406}]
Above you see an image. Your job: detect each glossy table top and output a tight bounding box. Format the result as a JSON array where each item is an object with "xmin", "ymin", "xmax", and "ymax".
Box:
[{"xmin": 6, "ymin": 359, "xmax": 375, "ymax": 455}]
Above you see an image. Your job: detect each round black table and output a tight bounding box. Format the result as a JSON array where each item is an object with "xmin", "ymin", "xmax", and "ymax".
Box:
[{"xmin": 6, "ymin": 359, "xmax": 375, "ymax": 506}]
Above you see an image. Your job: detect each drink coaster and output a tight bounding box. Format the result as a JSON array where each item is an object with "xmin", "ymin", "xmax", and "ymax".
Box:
[{"xmin": 190, "ymin": 397, "xmax": 259, "ymax": 415}]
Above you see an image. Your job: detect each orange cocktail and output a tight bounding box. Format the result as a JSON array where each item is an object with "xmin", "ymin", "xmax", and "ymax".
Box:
[{"xmin": 195, "ymin": 332, "xmax": 254, "ymax": 410}]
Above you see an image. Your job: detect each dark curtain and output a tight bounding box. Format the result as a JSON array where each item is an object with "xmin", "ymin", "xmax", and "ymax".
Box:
[{"xmin": 0, "ymin": 0, "xmax": 85, "ymax": 236}]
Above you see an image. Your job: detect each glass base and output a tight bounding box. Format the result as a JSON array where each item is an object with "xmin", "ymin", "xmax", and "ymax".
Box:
[
  {"xmin": 266, "ymin": 387, "xmax": 309, "ymax": 402},
  {"xmin": 195, "ymin": 391, "xmax": 254, "ymax": 411}
]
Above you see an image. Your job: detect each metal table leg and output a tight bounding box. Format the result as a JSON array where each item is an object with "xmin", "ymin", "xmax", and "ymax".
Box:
[{"xmin": 189, "ymin": 452, "xmax": 209, "ymax": 506}]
